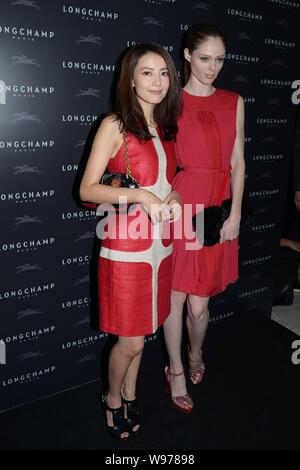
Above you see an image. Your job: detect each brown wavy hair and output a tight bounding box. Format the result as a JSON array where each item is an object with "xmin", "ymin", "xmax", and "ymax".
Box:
[
  {"xmin": 183, "ymin": 24, "xmax": 227, "ymax": 84},
  {"xmin": 115, "ymin": 43, "xmax": 182, "ymax": 141}
]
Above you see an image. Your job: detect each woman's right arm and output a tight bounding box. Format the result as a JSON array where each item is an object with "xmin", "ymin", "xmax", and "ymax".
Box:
[
  {"xmin": 79, "ymin": 116, "xmax": 164, "ymax": 221},
  {"xmin": 80, "ymin": 116, "xmax": 143, "ymax": 205}
]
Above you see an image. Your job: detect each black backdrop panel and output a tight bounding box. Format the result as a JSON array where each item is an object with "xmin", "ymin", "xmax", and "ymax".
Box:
[{"xmin": 0, "ymin": 0, "xmax": 299, "ymax": 411}]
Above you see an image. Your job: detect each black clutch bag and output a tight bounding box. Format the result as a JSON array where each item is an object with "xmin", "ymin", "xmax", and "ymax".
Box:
[
  {"xmin": 192, "ymin": 199, "xmax": 252, "ymax": 247},
  {"xmin": 82, "ymin": 132, "xmax": 139, "ymax": 211},
  {"xmin": 101, "ymin": 172, "xmax": 138, "ymax": 189}
]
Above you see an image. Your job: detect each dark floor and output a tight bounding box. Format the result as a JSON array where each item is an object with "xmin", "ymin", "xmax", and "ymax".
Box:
[{"xmin": 0, "ymin": 312, "xmax": 299, "ymax": 450}]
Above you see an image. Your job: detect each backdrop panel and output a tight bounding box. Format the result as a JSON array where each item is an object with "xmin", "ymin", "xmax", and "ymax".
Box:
[{"xmin": 0, "ymin": 0, "xmax": 299, "ymax": 412}]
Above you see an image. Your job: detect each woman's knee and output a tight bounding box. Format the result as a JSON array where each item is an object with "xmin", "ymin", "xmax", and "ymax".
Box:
[
  {"xmin": 171, "ymin": 289, "xmax": 187, "ymax": 307},
  {"xmin": 118, "ymin": 336, "xmax": 144, "ymax": 358},
  {"xmin": 187, "ymin": 297, "xmax": 209, "ymax": 321}
]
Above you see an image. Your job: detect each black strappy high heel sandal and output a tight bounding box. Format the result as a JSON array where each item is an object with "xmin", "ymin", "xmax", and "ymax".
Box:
[
  {"xmin": 122, "ymin": 397, "xmax": 141, "ymax": 434},
  {"xmin": 101, "ymin": 395, "xmax": 131, "ymax": 440}
]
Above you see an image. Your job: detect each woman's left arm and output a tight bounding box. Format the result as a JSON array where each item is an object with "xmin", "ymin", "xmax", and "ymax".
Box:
[{"xmin": 220, "ymin": 95, "xmax": 245, "ymax": 242}]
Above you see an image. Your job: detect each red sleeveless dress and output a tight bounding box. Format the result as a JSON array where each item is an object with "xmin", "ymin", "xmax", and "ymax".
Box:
[
  {"xmin": 98, "ymin": 129, "xmax": 177, "ymax": 336},
  {"xmin": 172, "ymin": 88, "xmax": 239, "ymax": 297}
]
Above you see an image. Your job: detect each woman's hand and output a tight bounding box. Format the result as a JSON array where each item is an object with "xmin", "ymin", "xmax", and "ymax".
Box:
[
  {"xmin": 138, "ymin": 189, "xmax": 165, "ymax": 224},
  {"xmin": 163, "ymin": 191, "xmax": 182, "ymax": 222},
  {"xmin": 219, "ymin": 214, "xmax": 240, "ymax": 243}
]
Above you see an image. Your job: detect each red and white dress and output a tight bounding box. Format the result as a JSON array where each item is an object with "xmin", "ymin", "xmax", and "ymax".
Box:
[{"xmin": 98, "ymin": 128, "xmax": 177, "ymax": 336}]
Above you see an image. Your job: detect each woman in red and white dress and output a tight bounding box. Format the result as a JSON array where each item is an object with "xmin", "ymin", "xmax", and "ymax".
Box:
[{"xmin": 80, "ymin": 43, "xmax": 182, "ymax": 438}]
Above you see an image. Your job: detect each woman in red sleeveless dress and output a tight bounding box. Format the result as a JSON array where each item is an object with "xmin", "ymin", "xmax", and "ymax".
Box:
[
  {"xmin": 80, "ymin": 44, "xmax": 182, "ymax": 437},
  {"xmin": 163, "ymin": 24, "xmax": 245, "ymax": 413}
]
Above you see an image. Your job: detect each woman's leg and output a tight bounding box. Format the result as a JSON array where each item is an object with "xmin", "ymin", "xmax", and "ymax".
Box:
[
  {"xmin": 163, "ymin": 289, "xmax": 187, "ymax": 396},
  {"xmin": 105, "ymin": 336, "xmax": 144, "ymax": 435},
  {"xmin": 186, "ymin": 294, "xmax": 209, "ymax": 362},
  {"xmin": 121, "ymin": 348, "xmax": 143, "ymax": 432},
  {"xmin": 121, "ymin": 350, "xmax": 143, "ymax": 400}
]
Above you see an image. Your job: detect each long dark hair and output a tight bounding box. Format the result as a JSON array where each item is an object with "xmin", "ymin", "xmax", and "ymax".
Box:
[
  {"xmin": 115, "ymin": 43, "xmax": 182, "ymax": 141},
  {"xmin": 183, "ymin": 24, "xmax": 227, "ymax": 83}
]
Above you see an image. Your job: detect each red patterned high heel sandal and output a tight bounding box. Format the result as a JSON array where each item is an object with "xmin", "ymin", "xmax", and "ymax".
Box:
[
  {"xmin": 188, "ymin": 353, "xmax": 205, "ymax": 385},
  {"xmin": 164, "ymin": 366, "xmax": 193, "ymax": 414}
]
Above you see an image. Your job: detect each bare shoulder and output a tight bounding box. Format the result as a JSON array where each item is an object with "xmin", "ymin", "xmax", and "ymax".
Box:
[
  {"xmin": 92, "ymin": 114, "xmax": 123, "ymax": 151},
  {"xmin": 99, "ymin": 113, "xmax": 122, "ymax": 136}
]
